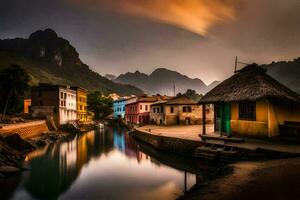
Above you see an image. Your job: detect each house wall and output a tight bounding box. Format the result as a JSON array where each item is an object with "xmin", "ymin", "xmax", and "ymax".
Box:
[
  {"xmin": 230, "ymin": 100, "xmax": 269, "ymax": 137},
  {"xmin": 31, "ymin": 87, "xmax": 60, "ymax": 125},
  {"xmin": 150, "ymin": 104, "xmax": 165, "ymax": 125},
  {"xmin": 59, "ymin": 88, "xmax": 77, "ymax": 125},
  {"xmin": 126, "ymin": 101, "xmax": 152, "ymax": 124},
  {"xmin": 76, "ymin": 88, "xmax": 87, "ymax": 122},
  {"xmin": 268, "ymin": 101, "xmax": 300, "ymax": 137},
  {"xmin": 24, "ymin": 99, "xmax": 31, "ymax": 114},
  {"xmin": 229, "ymin": 99, "xmax": 300, "ymax": 137},
  {"xmin": 151, "ymin": 104, "xmax": 202, "ymax": 125},
  {"xmin": 113, "ymin": 99, "xmax": 126, "ymax": 119}
]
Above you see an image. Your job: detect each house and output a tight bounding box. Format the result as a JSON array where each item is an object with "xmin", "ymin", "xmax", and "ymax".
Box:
[
  {"xmin": 113, "ymin": 98, "xmax": 127, "ymax": 119},
  {"xmin": 24, "ymin": 99, "xmax": 31, "ymax": 114},
  {"xmin": 125, "ymin": 96, "xmax": 167, "ymax": 125},
  {"xmin": 31, "ymin": 83, "xmax": 77, "ymax": 126},
  {"xmin": 199, "ymin": 64, "xmax": 300, "ymax": 137},
  {"xmin": 150, "ymin": 95, "xmax": 202, "ymax": 125},
  {"xmin": 109, "ymin": 93, "xmax": 120, "ymax": 101},
  {"xmin": 71, "ymin": 87, "xmax": 88, "ymax": 122}
]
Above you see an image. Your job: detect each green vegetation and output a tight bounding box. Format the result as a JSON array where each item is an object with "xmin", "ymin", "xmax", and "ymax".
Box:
[
  {"xmin": 0, "ymin": 64, "xmax": 31, "ymax": 119},
  {"xmin": 177, "ymin": 89, "xmax": 203, "ymax": 101},
  {"xmin": 87, "ymin": 91, "xmax": 113, "ymax": 120}
]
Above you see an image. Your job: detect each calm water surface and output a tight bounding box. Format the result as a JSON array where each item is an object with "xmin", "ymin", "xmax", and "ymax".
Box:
[{"xmin": 4, "ymin": 127, "xmax": 211, "ymax": 200}]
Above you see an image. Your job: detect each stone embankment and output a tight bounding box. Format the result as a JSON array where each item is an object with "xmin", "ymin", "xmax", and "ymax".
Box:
[
  {"xmin": 0, "ymin": 120, "xmax": 49, "ymax": 139},
  {"xmin": 131, "ymin": 129, "xmax": 200, "ymax": 156},
  {"xmin": 0, "ymin": 119, "xmax": 94, "ymax": 178},
  {"xmin": 131, "ymin": 129, "xmax": 300, "ymax": 162}
]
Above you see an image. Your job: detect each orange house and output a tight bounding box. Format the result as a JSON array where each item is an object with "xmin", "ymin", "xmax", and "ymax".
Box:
[{"xmin": 24, "ymin": 99, "xmax": 31, "ymax": 113}]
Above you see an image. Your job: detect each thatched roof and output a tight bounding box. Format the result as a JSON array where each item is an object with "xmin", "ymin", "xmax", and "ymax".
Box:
[
  {"xmin": 199, "ymin": 64, "xmax": 300, "ymax": 104},
  {"xmin": 166, "ymin": 95, "xmax": 197, "ymax": 105}
]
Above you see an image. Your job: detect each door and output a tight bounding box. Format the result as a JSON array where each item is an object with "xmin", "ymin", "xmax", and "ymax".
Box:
[{"xmin": 221, "ymin": 102, "xmax": 231, "ymax": 136}]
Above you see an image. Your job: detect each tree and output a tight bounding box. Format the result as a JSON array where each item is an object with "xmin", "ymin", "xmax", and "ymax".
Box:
[
  {"xmin": 0, "ymin": 64, "xmax": 31, "ymax": 119},
  {"xmin": 87, "ymin": 91, "xmax": 113, "ymax": 120},
  {"xmin": 181, "ymin": 89, "xmax": 203, "ymax": 102}
]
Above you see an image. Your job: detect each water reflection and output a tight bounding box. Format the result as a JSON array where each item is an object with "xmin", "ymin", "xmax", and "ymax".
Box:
[{"xmin": 6, "ymin": 127, "xmax": 216, "ymax": 200}]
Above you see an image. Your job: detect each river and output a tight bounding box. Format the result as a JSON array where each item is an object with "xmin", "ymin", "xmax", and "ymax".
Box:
[{"xmin": 1, "ymin": 127, "xmax": 220, "ymax": 200}]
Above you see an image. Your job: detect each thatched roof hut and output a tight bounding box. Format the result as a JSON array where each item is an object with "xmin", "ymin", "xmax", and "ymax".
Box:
[{"xmin": 199, "ymin": 64, "xmax": 300, "ymax": 104}]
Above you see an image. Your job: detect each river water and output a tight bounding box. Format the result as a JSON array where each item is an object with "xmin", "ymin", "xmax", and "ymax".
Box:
[{"xmin": 2, "ymin": 127, "xmax": 219, "ymax": 200}]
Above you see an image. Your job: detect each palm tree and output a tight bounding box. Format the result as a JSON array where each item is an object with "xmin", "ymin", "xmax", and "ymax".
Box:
[{"xmin": 0, "ymin": 64, "xmax": 30, "ymax": 120}]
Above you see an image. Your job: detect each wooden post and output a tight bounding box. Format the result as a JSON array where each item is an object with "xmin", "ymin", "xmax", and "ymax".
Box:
[{"xmin": 202, "ymin": 104, "xmax": 206, "ymax": 135}]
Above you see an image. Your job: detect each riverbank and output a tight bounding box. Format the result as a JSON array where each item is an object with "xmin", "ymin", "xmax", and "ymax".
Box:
[
  {"xmin": 134, "ymin": 125, "xmax": 300, "ymax": 158},
  {"xmin": 180, "ymin": 157, "xmax": 300, "ymax": 200},
  {"xmin": 0, "ymin": 121, "xmax": 96, "ymax": 179}
]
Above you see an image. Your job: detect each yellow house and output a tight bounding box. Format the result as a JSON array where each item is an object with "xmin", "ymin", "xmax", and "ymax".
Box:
[
  {"xmin": 199, "ymin": 64, "xmax": 300, "ymax": 138},
  {"xmin": 71, "ymin": 87, "xmax": 88, "ymax": 122}
]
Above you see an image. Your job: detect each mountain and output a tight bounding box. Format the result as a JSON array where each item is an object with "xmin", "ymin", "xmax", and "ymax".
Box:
[
  {"xmin": 0, "ymin": 29, "xmax": 143, "ymax": 96},
  {"xmin": 263, "ymin": 58, "xmax": 300, "ymax": 94},
  {"xmin": 105, "ymin": 74, "xmax": 116, "ymax": 81},
  {"xmin": 115, "ymin": 68, "xmax": 219, "ymax": 95}
]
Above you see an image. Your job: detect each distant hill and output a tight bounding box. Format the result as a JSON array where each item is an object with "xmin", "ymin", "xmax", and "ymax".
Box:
[
  {"xmin": 0, "ymin": 29, "xmax": 143, "ymax": 96},
  {"xmin": 263, "ymin": 58, "xmax": 300, "ymax": 94},
  {"xmin": 115, "ymin": 68, "xmax": 220, "ymax": 95}
]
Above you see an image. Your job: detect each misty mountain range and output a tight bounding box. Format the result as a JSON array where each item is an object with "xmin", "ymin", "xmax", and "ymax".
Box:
[
  {"xmin": 113, "ymin": 61, "xmax": 300, "ymax": 96},
  {"xmin": 114, "ymin": 68, "xmax": 220, "ymax": 95},
  {"xmin": 0, "ymin": 28, "xmax": 299, "ymax": 97}
]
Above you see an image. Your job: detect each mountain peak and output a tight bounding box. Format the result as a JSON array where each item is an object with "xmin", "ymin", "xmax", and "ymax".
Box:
[{"xmin": 29, "ymin": 28, "xmax": 58, "ymax": 40}]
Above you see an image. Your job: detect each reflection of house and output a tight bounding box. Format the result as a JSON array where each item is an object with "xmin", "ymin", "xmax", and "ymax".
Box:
[
  {"xmin": 199, "ymin": 64, "xmax": 300, "ymax": 137},
  {"xmin": 150, "ymin": 95, "xmax": 202, "ymax": 125},
  {"xmin": 24, "ymin": 99, "xmax": 31, "ymax": 113},
  {"xmin": 113, "ymin": 98, "xmax": 126, "ymax": 119},
  {"xmin": 31, "ymin": 83, "xmax": 77, "ymax": 126},
  {"xmin": 71, "ymin": 87, "xmax": 88, "ymax": 122},
  {"xmin": 126, "ymin": 96, "xmax": 167, "ymax": 125}
]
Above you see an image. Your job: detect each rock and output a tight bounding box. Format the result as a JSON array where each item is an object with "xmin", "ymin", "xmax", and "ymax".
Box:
[
  {"xmin": 0, "ymin": 172, "xmax": 5, "ymax": 178},
  {"xmin": 0, "ymin": 166, "xmax": 21, "ymax": 174},
  {"xmin": 4, "ymin": 134, "xmax": 35, "ymax": 153}
]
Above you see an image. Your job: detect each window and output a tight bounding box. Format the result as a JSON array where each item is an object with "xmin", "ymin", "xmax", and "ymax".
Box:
[
  {"xmin": 153, "ymin": 108, "xmax": 156, "ymax": 113},
  {"xmin": 123, "ymin": 107, "xmax": 125, "ymax": 111},
  {"xmin": 146, "ymin": 105, "xmax": 148, "ymax": 111},
  {"xmin": 161, "ymin": 106, "xmax": 164, "ymax": 113},
  {"xmin": 187, "ymin": 106, "xmax": 192, "ymax": 112},
  {"xmin": 140, "ymin": 105, "xmax": 142, "ymax": 110},
  {"xmin": 61, "ymin": 92, "xmax": 63, "ymax": 99},
  {"xmin": 170, "ymin": 106, "xmax": 174, "ymax": 113},
  {"xmin": 183, "ymin": 106, "xmax": 187, "ymax": 112},
  {"xmin": 239, "ymin": 101, "xmax": 256, "ymax": 120}
]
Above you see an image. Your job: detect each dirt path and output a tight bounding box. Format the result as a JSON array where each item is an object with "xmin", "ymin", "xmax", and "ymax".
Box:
[{"xmin": 182, "ymin": 157, "xmax": 300, "ymax": 200}]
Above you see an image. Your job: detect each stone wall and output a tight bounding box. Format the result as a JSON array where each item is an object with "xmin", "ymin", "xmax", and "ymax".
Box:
[{"xmin": 0, "ymin": 120, "xmax": 49, "ymax": 139}]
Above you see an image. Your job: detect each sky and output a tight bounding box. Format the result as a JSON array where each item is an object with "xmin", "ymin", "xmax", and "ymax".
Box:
[{"xmin": 0, "ymin": 0, "xmax": 300, "ymax": 85}]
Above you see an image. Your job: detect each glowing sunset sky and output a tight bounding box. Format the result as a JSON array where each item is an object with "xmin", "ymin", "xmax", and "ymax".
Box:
[{"xmin": 1, "ymin": 0, "xmax": 300, "ymax": 84}]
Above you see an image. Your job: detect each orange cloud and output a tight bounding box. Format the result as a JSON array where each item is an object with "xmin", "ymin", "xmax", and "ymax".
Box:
[{"xmin": 69, "ymin": 0, "xmax": 237, "ymax": 36}]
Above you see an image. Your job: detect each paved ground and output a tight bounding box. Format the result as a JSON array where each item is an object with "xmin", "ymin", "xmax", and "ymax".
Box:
[
  {"xmin": 137, "ymin": 125, "xmax": 300, "ymax": 154},
  {"xmin": 182, "ymin": 157, "xmax": 300, "ymax": 200}
]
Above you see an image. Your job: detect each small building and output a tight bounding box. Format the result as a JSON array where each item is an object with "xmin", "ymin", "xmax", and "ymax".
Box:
[
  {"xmin": 126, "ymin": 96, "xmax": 167, "ymax": 125},
  {"xmin": 150, "ymin": 95, "xmax": 202, "ymax": 125},
  {"xmin": 71, "ymin": 87, "xmax": 88, "ymax": 122},
  {"xmin": 31, "ymin": 83, "xmax": 77, "ymax": 126},
  {"xmin": 199, "ymin": 64, "xmax": 300, "ymax": 137},
  {"xmin": 24, "ymin": 99, "xmax": 31, "ymax": 114},
  {"xmin": 113, "ymin": 98, "xmax": 127, "ymax": 119}
]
